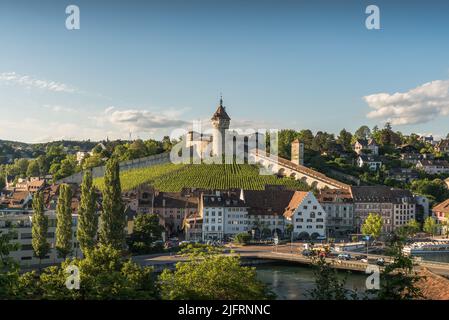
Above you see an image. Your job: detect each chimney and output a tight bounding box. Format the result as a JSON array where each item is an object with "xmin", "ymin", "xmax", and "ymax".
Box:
[{"xmin": 291, "ymin": 139, "xmax": 304, "ymax": 166}]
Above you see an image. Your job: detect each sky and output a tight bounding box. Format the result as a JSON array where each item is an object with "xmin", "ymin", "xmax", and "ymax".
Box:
[{"xmin": 1, "ymin": 0, "xmax": 449, "ymax": 143}]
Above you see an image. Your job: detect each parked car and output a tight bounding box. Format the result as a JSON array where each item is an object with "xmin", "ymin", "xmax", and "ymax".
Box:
[
  {"xmin": 337, "ymin": 253, "xmax": 351, "ymax": 261},
  {"xmin": 302, "ymin": 250, "xmax": 314, "ymax": 257},
  {"xmin": 355, "ymin": 255, "xmax": 367, "ymax": 260},
  {"xmin": 376, "ymin": 258, "xmax": 385, "ymax": 266}
]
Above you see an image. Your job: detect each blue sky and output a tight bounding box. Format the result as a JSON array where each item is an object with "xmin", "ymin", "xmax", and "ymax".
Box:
[{"xmin": 1, "ymin": 0, "xmax": 449, "ymax": 142}]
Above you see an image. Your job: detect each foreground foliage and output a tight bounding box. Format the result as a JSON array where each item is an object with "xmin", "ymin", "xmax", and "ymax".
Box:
[{"xmin": 158, "ymin": 244, "xmax": 274, "ymax": 300}]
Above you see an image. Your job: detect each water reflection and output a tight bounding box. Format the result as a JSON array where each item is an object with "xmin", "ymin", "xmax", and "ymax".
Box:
[{"xmin": 256, "ymin": 262, "xmax": 367, "ymax": 300}]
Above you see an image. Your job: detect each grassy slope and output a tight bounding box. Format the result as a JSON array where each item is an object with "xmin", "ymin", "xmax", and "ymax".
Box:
[{"xmin": 94, "ymin": 163, "xmax": 309, "ymax": 192}]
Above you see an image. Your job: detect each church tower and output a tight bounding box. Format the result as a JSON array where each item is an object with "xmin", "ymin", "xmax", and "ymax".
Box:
[{"xmin": 211, "ymin": 97, "xmax": 231, "ymax": 156}]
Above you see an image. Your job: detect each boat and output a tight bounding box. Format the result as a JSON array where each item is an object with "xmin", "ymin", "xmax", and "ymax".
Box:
[{"xmin": 403, "ymin": 241, "xmax": 449, "ymax": 255}]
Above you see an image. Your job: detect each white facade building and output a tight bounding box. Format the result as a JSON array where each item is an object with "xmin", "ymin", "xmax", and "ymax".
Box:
[{"xmin": 283, "ymin": 191, "xmax": 327, "ymax": 240}]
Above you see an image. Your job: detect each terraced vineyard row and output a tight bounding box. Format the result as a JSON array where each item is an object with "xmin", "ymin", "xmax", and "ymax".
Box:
[
  {"xmin": 94, "ymin": 162, "xmax": 310, "ymax": 192},
  {"xmin": 93, "ymin": 163, "xmax": 185, "ymax": 191}
]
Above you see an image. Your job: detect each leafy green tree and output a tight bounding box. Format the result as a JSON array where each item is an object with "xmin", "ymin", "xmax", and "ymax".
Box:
[
  {"xmin": 423, "ymin": 216, "xmax": 438, "ymax": 237},
  {"xmin": 55, "ymin": 184, "xmax": 73, "ymax": 259},
  {"xmin": 17, "ymin": 245, "xmax": 157, "ymax": 300},
  {"xmin": 82, "ymin": 154, "xmax": 103, "ymax": 170},
  {"xmin": 99, "ymin": 157, "xmax": 126, "ymax": 250},
  {"xmin": 354, "ymin": 125, "xmax": 371, "ymax": 141},
  {"xmin": 361, "ymin": 213, "xmax": 383, "ymax": 239},
  {"xmin": 234, "ymin": 232, "xmax": 251, "ymax": 244},
  {"xmin": 337, "ymin": 129, "xmax": 353, "ymax": 152},
  {"xmin": 406, "ymin": 219, "xmax": 420, "ymax": 235},
  {"xmin": 410, "ymin": 179, "xmax": 449, "ymax": 203},
  {"xmin": 57, "ymin": 156, "xmax": 77, "ymax": 179},
  {"xmin": 26, "ymin": 160, "xmax": 40, "ymax": 177},
  {"xmin": 128, "ymin": 214, "xmax": 164, "ymax": 254},
  {"xmin": 308, "ymin": 256, "xmax": 356, "ymax": 300},
  {"xmin": 32, "ymin": 192, "xmax": 50, "ymax": 268},
  {"xmin": 370, "ymin": 235, "xmax": 422, "ymax": 300},
  {"xmin": 0, "ymin": 229, "xmax": 20, "ymax": 298},
  {"xmin": 77, "ymin": 171, "xmax": 98, "ymax": 255},
  {"xmin": 159, "ymin": 248, "xmax": 273, "ymax": 300}
]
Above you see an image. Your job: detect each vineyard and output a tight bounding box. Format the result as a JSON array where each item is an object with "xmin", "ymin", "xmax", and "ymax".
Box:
[{"xmin": 93, "ymin": 163, "xmax": 310, "ymax": 192}]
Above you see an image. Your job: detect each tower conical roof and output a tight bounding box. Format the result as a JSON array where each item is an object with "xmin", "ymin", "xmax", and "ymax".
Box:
[{"xmin": 211, "ymin": 97, "xmax": 231, "ymax": 121}]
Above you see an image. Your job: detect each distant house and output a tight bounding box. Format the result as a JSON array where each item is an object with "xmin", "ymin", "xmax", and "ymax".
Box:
[
  {"xmin": 356, "ymin": 154, "xmax": 382, "ymax": 171},
  {"xmin": 353, "ymin": 139, "xmax": 379, "ymax": 155},
  {"xmin": 419, "ymin": 135, "xmax": 435, "ymax": 145},
  {"xmin": 401, "ymin": 153, "xmax": 422, "ymax": 165},
  {"xmin": 416, "ymin": 159, "xmax": 449, "ymax": 175},
  {"xmin": 432, "ymin": 199, "xmax": 449, "ymax": 234},
  {"xmin": 435, "ymin": 139, "xmax": 449, "ymax": 155},
  {"xmin": 387, "ymin": 168, "xmax": 419, "ymax": 183},
  {"xmin": 76, "ymin": 151, "xmax": 91, "ymax": 164}
]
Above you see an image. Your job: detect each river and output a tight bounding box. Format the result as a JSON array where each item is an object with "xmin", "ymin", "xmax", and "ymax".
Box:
[{"xmin": 255, "ymin": 262, "xmax": 368, "ymax": 300}]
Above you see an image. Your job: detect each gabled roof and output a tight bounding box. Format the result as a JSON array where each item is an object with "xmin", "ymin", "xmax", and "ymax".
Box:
[
  {"xmin": 418, "ymin": 159, "xmax": 449, "ymax": 167},
  {"xmin": 244, "ymin": 189, "xmax": 296, "ymax": 216},
  {"xmin": 283, "ymin": 191, "xmax": 309, "ymax": 218},
  {"xmin": 433, "ymin": 199, "xmax": 449, "ymax": 214}
]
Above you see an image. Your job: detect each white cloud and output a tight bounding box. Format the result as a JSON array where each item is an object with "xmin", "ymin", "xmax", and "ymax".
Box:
[
  {"xmin": 0, "ymin": 72, "xmax": 78, "ymax": 93},
  {"xmin": 102, "ymin": 107, "xmax": 190, "ymax": 130},
  {"xmin": 364, "ymin": 80, "xmax": 449, "ymax": 125}
]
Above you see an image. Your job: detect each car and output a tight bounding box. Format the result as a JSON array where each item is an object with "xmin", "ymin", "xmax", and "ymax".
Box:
[
  {"xmin": 302, "ymin": 250, "xmax": 314, "ymax": 257},
  {"xmin": 360, "ymin": 258, "xmax": 368, "ymax": 263},
  {"xmin": 376, "ymin": 258, "xmax": 385, "ymax": 266},
  {"xmin": 355, "ymin": 255, "xmax": 367, "ymax": 260},
  {"xmin": 337, "ymin": 253, "xmax": 351, "ymax": 261}
]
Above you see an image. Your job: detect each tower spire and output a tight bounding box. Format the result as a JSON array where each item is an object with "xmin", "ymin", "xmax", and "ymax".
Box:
[{"xmin": 219, "ymin": 93, "xmax": 223, "ymax": 107}]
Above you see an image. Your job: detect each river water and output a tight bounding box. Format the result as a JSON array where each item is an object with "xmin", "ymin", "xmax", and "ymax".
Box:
[{"xmin": 255, "ymin": 262, "xmax": 367, "ymax": 300}]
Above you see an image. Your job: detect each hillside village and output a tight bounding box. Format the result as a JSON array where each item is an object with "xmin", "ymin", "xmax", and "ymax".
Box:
[{"xmin": 1, "ymin": 101, "xmax": 449, "ymax": 266}]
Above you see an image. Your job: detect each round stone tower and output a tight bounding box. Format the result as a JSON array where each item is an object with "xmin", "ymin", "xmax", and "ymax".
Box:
[{"xmin": 211, "ymin": 97, "xmax": 230, "ymax": 157}]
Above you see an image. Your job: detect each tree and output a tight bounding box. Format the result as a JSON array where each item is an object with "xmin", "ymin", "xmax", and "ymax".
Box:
[
  {"xmin": 57, "ymin": 156, "xmax": 77, "ymax": 179},
  {"xmin": 26, "ymin": 160, "xmax": 40, "ymax": 177},
  {"xmin": 32, "ymin": 192, "xmax": 50, "ymax": 267},
  {"xmin": 128, "ymin": 214, "xmax": 164, "ymax": 254},
  {"xmin": 370, "ymin": 235, "xmax": 422, "ymax": 300},
  {"xmin": 158, "ymin": 246, "xmax": 273, "ymax": 300},
  {"xmin": 234, "ymin": 232, "xmax": 251, "ymax": 244},
  {"xmin": 77, "ymin": 171, "xmax": 98, "ymax": 255},
  {"xmin": 55, "ymin": 184, "xmax": 73, "ymax": 259},
  {"xmin": 410, "ymin": 179, "xmax": 449, "ymax": 203},
  {"xmin": 354, "ymin": 125, "xmax": 371, "ymax": 141},
  {"xmin": 17, "ymin": 245, "xmax": 158, "ymax": 300},
  {"xmin": 0, "ymin": 229, "xmax": 20, "ymax": 298},
  {"xmin": 308, "ymin": 256, "xmax": 356, "ymax": 300},
  {"xmin": 99, "ymin": 157, "xmax": 126, "ymax": 250},
  {"xmin": 361, "ymin": 213, "xmax": 383, "ymax": 239},
  {"xmin": 406, "ymin": 219, "xmax": 420, "ymax": 235},
  {"xmin": 337, "ymin": 129, "xmax": 353, "ymax": 152},
  {"xmin": 423, "ymin": 216, "xmax": 438, "ymax": 237}
]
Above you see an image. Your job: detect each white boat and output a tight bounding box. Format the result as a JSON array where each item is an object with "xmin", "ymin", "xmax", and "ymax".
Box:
[{"xmin": 403, "ymin": 241, "xmax": 449, "ymax": 255}]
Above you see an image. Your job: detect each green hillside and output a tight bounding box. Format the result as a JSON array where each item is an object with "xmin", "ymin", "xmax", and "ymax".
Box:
[{"xmin": 93, "ymin": 162, "xmax": 309, "ymax": 192}]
